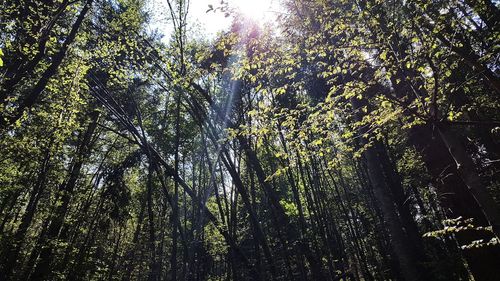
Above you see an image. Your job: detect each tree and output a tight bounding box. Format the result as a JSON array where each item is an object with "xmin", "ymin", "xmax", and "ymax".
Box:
[{"xmin": 1, "ymin": 0, "xmax": 499, "ymax": 280}]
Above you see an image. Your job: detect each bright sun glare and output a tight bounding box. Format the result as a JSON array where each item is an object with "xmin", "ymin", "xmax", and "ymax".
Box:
[
  {"xmin": 149, "ymin": 0, "xmax": 281, "ymax": 40},
  {"xmin": 230, "ymin": 0, "xmax": 275, "ymax": 21}
]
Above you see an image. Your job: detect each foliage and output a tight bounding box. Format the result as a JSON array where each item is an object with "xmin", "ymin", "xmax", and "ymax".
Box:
[{"xmin": 0, "ymin": 0, "xmax": 499, "ymax": 280}]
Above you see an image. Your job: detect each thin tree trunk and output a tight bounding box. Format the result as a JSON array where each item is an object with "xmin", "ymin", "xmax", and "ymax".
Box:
[
  {"xmin": 1, "ymin": 147, "xmax": 51, "ymax": 278},
  {"xmin": 29, "ymin": 110, "xmax": 99, "ymax": 280},
  {"xmin": 146, "ymin": 163, "xmax": 159, "ymax": 281},
  {"xmin": 171, "ymin": 88, "xmax": 181, "ymax": 281}
]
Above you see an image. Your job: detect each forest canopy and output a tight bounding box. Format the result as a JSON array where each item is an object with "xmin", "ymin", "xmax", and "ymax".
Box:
[{"xmin": 0, "ymin": 0, "xmax": 500, "ymax": 280}]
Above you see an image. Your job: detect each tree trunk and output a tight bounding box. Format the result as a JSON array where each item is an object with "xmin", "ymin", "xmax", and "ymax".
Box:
[
  {"xmin": 410, "ymin": 124, "xmax": 500, "ymax": 281},
  {"xmin": 29, "ymin": 110, "xmax": 99, "ymax": 280},
  {"xmin": 437, "ymin": 125, "xmax": 500, "ymax": 237},
  {"xmin": 363, "ymin": 143, "xmax": 423, "ymax": 281},
  {"xmin": 1, "ymin": 147, "xmax": 51, "ymax": 278}
]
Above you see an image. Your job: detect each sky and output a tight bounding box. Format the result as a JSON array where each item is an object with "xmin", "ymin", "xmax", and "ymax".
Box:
[{"xmin": 147, "ymin": 0, "xmax": 280, "ymax": 41}]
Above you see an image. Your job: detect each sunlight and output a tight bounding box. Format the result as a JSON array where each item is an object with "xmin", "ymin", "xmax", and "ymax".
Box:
[
  {"xmin": 230, "ymin": 0, "xmax": 275, "ymax": 22},
  {"xmin": 148, "ymin": 0, "xmax": 281, "ymax": 41}
]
